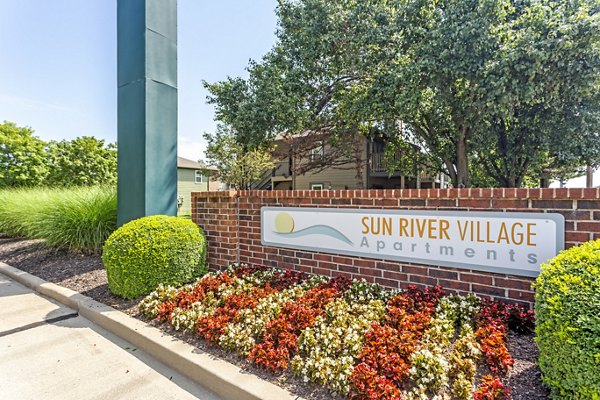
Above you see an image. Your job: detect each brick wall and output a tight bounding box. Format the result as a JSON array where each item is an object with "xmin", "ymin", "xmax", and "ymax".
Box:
[
  {"xmin": 192, "ymin": 191, "xmax": 239, "ymax": 268},
  {"xmin": 192, "ymin": 188, "xmax": 600, "ymax": 308}
]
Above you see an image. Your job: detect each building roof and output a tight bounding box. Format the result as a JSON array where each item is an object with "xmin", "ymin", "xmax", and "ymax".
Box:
[{"xmin": 177, "ymin": 157, "xmax": 217, "ymax": 171}]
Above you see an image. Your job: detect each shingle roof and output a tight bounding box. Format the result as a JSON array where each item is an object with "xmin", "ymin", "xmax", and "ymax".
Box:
[{"xmin": 177, "ymin": 157, "xmax": 217, "ymax": 171}]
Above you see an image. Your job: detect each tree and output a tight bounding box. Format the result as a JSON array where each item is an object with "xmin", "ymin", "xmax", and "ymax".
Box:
[
  {"xmin": 204, "ymin": 1, "xmax": 372, "ymax": 188},
  {"xmin": 358, "ymin": 0, "xmax": 599, "ymax": 187},
  {"xmin": 357, "ymin": 0, "xmax": 504, "ymax": 187},
  {"xmin": 205, "ymin": 0, "xmax": 465, "ymax": 186},
  {"xmin": 46, "ymin": 136, "xmax": 117, "ymax": 186},
  {"xmin": 203, "ymin": 126, "xmax": 275, "ymax": 190},
  {"xmin": 0, "ymin": 121, "xmax": 48, "ymax": 188},
  {"xmin": 205, "ymin": 0, "xmax": 599, "ymax": 188},
  {"xmin": 470, "ymin": 0, "xmax": 600, "ymax": 187}
]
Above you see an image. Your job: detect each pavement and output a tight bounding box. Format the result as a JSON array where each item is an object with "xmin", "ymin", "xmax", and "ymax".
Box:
[
  {"xmin": 0, "ymin": 274, "xmax": 221, "ymax": 400},
  {"xmin": 0, "ymin": 263, "xmax": 302, "ymax": 400}
]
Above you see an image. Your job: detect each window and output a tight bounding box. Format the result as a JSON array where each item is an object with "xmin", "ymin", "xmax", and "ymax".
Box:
[
  {"xmin": 309, "ymin": 143, "xmax": 325, "ymax": 161},
  {"xmin": 311, "ymin": 183, "xmax": 324, "ymax": 190},
  {"xmin": 194, "ymin": 170, "xmax": 204, "ymax": 184}
]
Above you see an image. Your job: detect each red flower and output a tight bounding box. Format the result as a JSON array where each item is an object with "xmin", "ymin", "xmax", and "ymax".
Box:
[
  {"xmin": 248, "ymin": 282, "xmax": 342, "ymax": 372},
  {"xmin": 349, "ymin": 286, "xmax": 443, "ymax": 399},
  {"xmin": 349, "ymin": 363, "xmax": 406, "ymax": 400},
  {"xmin": 155, "ymin": 273, "xmax": 235, "ymax": 322},
  {"xmin": 197, "ymin": 285, "xmax": 276, "ymax": 344},
  {"xmin": 474, "ymin": 375, "xmax": 510, "ymax": 400},
  {"xmin": 475, "ymin": 301, "xmax": 516, "ymax": 374}
]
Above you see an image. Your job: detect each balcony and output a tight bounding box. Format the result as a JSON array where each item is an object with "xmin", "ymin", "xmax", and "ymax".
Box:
[
  {"xmin": 370, "ymin": 151, "xmax": 403, "ymax": 177},
  {"xmin": 369, "ymin": 151, "xmax": 443, "ymax": 187}
]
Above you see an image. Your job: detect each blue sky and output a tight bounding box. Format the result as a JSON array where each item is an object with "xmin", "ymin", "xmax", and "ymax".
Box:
[{"xmin": 0, "ymin": 0, "xmax": 278, "ymax": 161}]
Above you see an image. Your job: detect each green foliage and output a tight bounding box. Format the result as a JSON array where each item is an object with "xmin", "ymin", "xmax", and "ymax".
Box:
[
  {"xmin": 205, "ymin": 0, "xmax": 599, "ymax": 188},
  {"xmin": 46, "ymin": 136, "xmax": 117, "ymax": 186},
  {"xmin": 0, "ymin": 121, "xmax": 48, "ymax": 188},
  {"xmin": 102, "ymin": 215, "xmax": 207, "ymax": 300},
  {"xmin": 203, "ymin": 126, "xmax": 274, "ymax": 189},
  {"xmin": 470, "ymin": 0, "xmax": 600, "ymax": 187},
  {"xmin": 0, "ymin": 121, "xmax": 119, "ymax": 188},
  {"xmin": 357, "ymin": 0, "xmax": 600, "ymax": 187},
  {"xmin": 0, "ymin": 186, "xmax": 117, "ymax": 253},
  {"xmin": 534, "ymin": 240, "xmax": 600, "ymax": 399},
  {"xmin": 0, "ymin": 187, "xmax": 55, "ymax": 238},
  {"xmin": 35, "ymin": 187, "xmax": 117, "ymax": 252},
  {"xmin": 204, "ymin": 2, "xmax": 373, "ymax": 183}
]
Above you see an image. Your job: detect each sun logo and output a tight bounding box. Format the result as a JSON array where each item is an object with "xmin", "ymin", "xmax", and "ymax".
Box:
[
  {"xmin": 272, "ymin": 211, "xmax": 353, "ymax": 246},
  {"xmin": 274, "ymin": 212, "xmax": 295, "ymax": 233}
]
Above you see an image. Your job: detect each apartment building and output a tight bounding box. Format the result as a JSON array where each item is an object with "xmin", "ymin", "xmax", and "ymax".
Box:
[{"xmin": 253, "ymin": 136, "xmax": 448, "ymax": 190}]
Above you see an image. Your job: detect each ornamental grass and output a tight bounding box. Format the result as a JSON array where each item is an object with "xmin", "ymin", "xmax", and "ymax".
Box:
[
  {"xmin": 0, "ymin": 186, "xmax": 116, "ymax": 253},
  {"xmin": 139, "ymin": 264, "xmax": 534, "ymax": 399}
]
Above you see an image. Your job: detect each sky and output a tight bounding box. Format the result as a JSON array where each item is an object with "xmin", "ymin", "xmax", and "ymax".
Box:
[{"xmin": 0, "ymin": 0, "xmax": 278, "ymax": 161}]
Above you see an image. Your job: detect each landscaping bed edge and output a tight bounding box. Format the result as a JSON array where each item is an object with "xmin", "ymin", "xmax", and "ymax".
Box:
[{"xmin": 0, "ymin": 262, "xmax": 303, "ymax": 400}]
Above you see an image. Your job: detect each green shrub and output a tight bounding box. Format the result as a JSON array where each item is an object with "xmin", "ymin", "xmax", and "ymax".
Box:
[
  {"xmin": 0, "ymin": 186, "xmax": 117, "ymax": 253},
  {"xmin": 102, "ymin": 215, "xmax": 207, "ymax": 299},
  {"xmin": 534, "ymin": 240, "xmax": 600, "ymax": 399}
]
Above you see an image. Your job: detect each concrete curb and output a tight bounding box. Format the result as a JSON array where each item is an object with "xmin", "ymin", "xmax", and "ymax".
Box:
[{"xmin": 0, "ymin": 262, "xmax": 302, "ymax": 400}]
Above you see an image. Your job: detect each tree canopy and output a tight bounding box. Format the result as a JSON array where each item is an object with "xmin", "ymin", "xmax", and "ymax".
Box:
[
  {"xmin": 0, "ymin": 121, "xmax": 48, "ymax": 188},
  {"xmin": 0, "ymin": 121, "xmax": 117, "ymax": 188},
  {"xmin": 203, "ymin": 126, "xmax": 275, "ymax": 189},
  {"xmin": 46, "ymin": 136, "xmax": 117, "ymax": 186},
  {"xmin": 205, "ymin": 0, "xmax": 599, "ymax": 188}
]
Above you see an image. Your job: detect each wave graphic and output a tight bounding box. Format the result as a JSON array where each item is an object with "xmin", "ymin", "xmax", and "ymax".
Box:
[{"xmin": 274, "ymin": 225, "xmax": 353, "ymax": 246}]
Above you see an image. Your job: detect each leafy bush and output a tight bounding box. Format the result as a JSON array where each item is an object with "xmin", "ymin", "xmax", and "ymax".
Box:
[
  {"xmin": 102, "ymin": 215, "xmax": 207, "ymax": 299},
  {"xmin": 0, "ymin": 186, "xmax": 117, "ymax": 252},
  {"xmin": 534, "ymin": 240, "xmax": 600, "ymax": 399}
]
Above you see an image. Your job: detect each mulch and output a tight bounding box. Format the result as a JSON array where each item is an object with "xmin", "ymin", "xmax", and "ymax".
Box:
[{"xmin": 0, "ymin": 237, "xmax": 549, "ymax": 399}]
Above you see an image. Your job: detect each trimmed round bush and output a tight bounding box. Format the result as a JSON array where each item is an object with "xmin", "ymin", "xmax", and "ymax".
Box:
[
  {"xmin": 534, "ymin": 239, "xmax": 600, "ymax": 399},
  {"xmin": 102, "ymin": 215, "xmax": 207, "ymax": 299}
]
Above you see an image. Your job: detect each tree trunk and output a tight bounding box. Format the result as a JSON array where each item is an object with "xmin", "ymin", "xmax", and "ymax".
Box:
[
  {"xmin": 507, "ymin": 176, "xmax": 518, "ymax": 188},
  {"xmin": 456, "ymin": 130, "xmax": 469, "ymax": 187},
  {"xmin": 443, "ymin": 159, "xmax": 458, "ymax": 187},
  {"xmin": 353, "ymin": 133, "xmax": 364, "ymax": 188},
  {"xmin": 292, "ymin": 152, "xmax": 296, "ymax": 190},
  {"xmin": 586, "ymin": 165, "xmax": 594, "ymax": 188},
  {"xmin": 539, "ymin": 170, "xmax": 550, "ymax": 188}
]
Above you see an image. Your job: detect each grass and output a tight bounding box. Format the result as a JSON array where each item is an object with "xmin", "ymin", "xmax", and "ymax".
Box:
[{"xmin": 0, "ymin": 186, "xmax": 117, "ymax": 253}]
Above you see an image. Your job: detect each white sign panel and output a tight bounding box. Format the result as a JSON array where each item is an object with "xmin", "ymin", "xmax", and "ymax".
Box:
[{"xmin": 261, "ymin": 207, "xmax": 564, "ymax": 277}]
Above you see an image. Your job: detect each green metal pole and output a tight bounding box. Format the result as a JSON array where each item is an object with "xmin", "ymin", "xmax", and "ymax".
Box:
[{"xmin": 117, "ymin": 0, "xmax": 177, "ymax": 226}]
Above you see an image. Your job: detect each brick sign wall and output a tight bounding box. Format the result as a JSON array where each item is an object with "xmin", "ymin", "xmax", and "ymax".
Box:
[{"xmin": 192, "ymin": 188, "xmax": 600, "ymax": 307}]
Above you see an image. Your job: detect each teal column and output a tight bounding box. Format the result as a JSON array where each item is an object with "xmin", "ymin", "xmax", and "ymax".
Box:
[{"xmin": 117, "ymin": 0, "xmax": 177, "ymax": 226}]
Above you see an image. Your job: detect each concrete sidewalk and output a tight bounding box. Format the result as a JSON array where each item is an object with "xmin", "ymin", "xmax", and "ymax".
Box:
[{"xmin": 0, "ymin": 274, "xmax": 221, "ymax": 400}]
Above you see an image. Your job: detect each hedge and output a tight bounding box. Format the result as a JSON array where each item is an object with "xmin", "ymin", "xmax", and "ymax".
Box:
[{"xmin": 535, "ymin": 239, "xmax": 600, "ymax": 399}]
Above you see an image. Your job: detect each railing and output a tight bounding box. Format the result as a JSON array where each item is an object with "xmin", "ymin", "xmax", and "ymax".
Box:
[
  {"xmin": 271, "ymin": 161, "xmax": 289, "ymax": 177},
  {"xmin": 371, "ymin": 151, "xmax": 401, "ymax": 173},
  {"xmin": 250, "ymin": 161, "xmax": 290, "ymax": 190},
  {"xmin": 370, "ymin": 152, "xmax": 439, "ymax": 182}
]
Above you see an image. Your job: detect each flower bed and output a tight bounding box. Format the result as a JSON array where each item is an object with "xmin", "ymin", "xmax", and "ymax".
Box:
[{"xmin": 139, "ymin": 264, "xmax": 534, "ymax": 399}]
